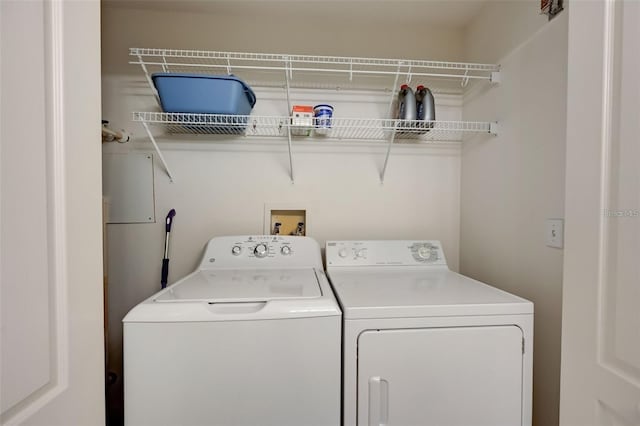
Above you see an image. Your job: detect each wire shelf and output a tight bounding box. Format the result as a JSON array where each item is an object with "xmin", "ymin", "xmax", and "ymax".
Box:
[
  {"xmin": 130, "ymin": 48, "xmax": 500, "ymax": 183},
  {"xmin": 133, "ymin": 112, "xmax": 494, "ymax": 143},
  {"xmin": 130, "ymin": 48, "xmax": 500, "ymax": 87}
]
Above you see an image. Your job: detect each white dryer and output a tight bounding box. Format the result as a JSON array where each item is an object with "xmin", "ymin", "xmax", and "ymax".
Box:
[
  {"xmin": 123, "ymin": 236, "xmax": 341, "ymax": 426},
  {"xmin": 325, "ymin": 240, "xmax": 534, "ymax": 426}
]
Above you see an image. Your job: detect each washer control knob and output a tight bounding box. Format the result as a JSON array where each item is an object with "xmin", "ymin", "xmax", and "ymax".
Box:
[
  {"xmin": 356, "ymin": 249, "xmax": 366, "ymax": 258},
  {"xmin": 254, "ymin": 243, "xmax": 268, "ymax": 258},
  {"xmin": 338, "ymin": 248, "xmax": 348, "ymax": 258},
  {"xmin": 281, "ymin": 246, "xmax": 292, "ymax": 256},
  {"xmin": 231, "ymin": 245, "xmax": 242, "ymax": 256},
  {"xmin": 417, "ymin": 246, "xmax": 432, "ymax": 260}
]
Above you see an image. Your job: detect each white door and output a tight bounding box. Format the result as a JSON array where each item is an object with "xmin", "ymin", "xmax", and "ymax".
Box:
[
  {"xmin": 358, "ymin": 326, "xmax": 524, "ymax": 426},
  {"xmin": 0, "ymin": 1, "xmax": 104, "ymax": 425},
  {"xmin": 560, "ymin": 1, "xmax": 640, "ymax": 425}
]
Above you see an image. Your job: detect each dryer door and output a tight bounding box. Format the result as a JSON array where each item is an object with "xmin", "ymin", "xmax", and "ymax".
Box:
[{"xmin": 357, "ymin": 326, "xmax": 524, "ymax": 426}]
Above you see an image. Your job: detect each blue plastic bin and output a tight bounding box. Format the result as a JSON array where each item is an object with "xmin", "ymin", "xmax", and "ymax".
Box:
[
  {"xmin": 152, "ymin": 73, "xmax": 256, "ymax": 114},
  {"xmin": 152, "ymin": 73, "xmax": 256, "ymax": 134}
]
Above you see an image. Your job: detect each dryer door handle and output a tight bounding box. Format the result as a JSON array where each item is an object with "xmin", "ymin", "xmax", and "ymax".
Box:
[{"xmin": 368, "ymin": 376, "xmax": 389, "ymax": 426}]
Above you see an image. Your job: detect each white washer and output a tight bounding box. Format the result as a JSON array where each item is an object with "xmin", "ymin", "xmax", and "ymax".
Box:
[
  {"xmin": 325, "ymin": 240, "xmax": 534, "ymax": 426},
  {"xmin": 123, "ymin": 236, "xmax": 341, "ymax": 426}
]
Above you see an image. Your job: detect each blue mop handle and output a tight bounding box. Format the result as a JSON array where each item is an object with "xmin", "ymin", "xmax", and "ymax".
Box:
[
  {"xmin": 161, "ymin": 209, "xmax": 176, "ymax": 289},
  {"xmin": 161, "ymin": 259, "xmax": 170, "ymax": 289}
]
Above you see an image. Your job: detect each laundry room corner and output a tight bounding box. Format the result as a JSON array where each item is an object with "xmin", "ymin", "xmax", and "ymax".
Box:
[{"xmin": 460, "ymin": 3, "xmax": 568, "ymax": 426}]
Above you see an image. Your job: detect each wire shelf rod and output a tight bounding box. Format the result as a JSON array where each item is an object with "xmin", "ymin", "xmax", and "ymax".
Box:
[
  {"xmin": 129, "ymin": 61, "xmax": 494, "ymax": 81},
  {"xmin": 132, "ymin": 112, "xmax": 494, "ymax": 143},
  {"xmin": 133, "ymin": 112, "xmax": 492, "ymax": 128},
  {"xmin": 130, "ymin": 48, "xmax": 500, "ymax": 72},
  {"xmin": 129, "ymin": 57, "xmax": 497, "ymax": 73},
  {"xmin": 133, "ymin": 112, "xmax": 493, "ymax": 129}
]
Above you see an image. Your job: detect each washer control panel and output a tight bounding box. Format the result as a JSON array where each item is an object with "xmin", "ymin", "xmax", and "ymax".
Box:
[
  {"xmin": 199, "ymin": 235, "xmax": 321, "ymax": 269},
  {"xmin": 228, "ymin": 236, "xmax": 294, "ymax": 259},
  {"xmin": 326, "ymin": 240, "xmax": 448, "ymax": 267}
]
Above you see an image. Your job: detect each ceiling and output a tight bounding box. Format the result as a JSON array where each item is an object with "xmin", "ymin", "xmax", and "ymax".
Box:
[{"xmin": 102, "ymin": 0, "xmax": 489, "ymax": 29}]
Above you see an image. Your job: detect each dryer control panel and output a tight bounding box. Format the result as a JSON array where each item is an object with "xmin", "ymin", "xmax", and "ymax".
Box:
[{"xmin": 325, "ymin": 240, "xmax": 448, "ymax": 267}]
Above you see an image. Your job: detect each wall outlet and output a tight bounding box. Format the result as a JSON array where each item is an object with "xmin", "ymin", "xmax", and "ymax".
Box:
[{"xmin": 546, "ymin": 218, "xmax": 564, "ymax": 249}]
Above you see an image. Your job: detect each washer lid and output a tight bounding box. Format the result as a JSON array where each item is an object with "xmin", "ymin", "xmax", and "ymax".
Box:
[
  {"xmin": 327, "ymin": 269, "xmax": 533, "ymax": 319},
  {"xmin": 155, "ymin": 268, "xmax": 322, "ymax": 303}
]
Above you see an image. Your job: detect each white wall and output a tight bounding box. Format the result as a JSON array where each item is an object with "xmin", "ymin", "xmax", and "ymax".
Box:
[
  {"xmin": 461, "ymin": 4, "xmax": 566, "ymax": 426},
  {"xmin": 464, "ymin": 0, "xmax": 548, "ymax": 63},
  {"xmin": 101, "ymin": 4, "xmax": 466, "ymax": 76},
  {"xmin": 101, "ymin": 4, "xmax": 467, "ymax": 423}
]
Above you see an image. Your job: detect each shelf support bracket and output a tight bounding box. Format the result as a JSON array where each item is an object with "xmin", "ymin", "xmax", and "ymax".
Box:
[
  {"xmin": 161, "ymin": 52, "xmax": 169, "ymax": 73},
  {"xmin": 379, "ymin": 63, "xmax": 403, "ymax": 184},
  {"xmin": 286, "ymin": 127, "xmax": 295, "ymax": 184},
  {"xmin": 349, "ymin": 59, "xmax": 353, "ymax": 81},
  {"xmin": 380, "ymin": 125, "xmax": 397, "ymax": 184},
  {"xmin": 283, "ymin": 56, "xmax": 295, "ymax": 184},
  {"xmin": 385, "ymin": 63, "xmax": 402, "ymax": 125},
  {"xmin": 489, "ymin": 122, "xmax": 499, "ymax": 136},
  {"xmin": 138, "ymin": 52, "xmax": 161, "ymax": 106},
  {"xmin": 490, "ymin": 71, "xmax": 501, "ymax": 84},
  {"xmin": 461, "ymin": 65, "xmax": 470, "ymax": 88},
  {"xmin": 141, "ymin": 121, "xmax": 175, "ymax": 182}
]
